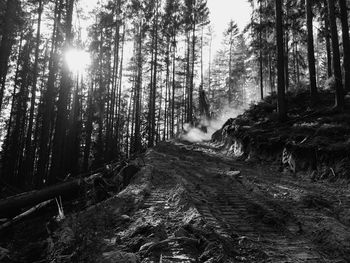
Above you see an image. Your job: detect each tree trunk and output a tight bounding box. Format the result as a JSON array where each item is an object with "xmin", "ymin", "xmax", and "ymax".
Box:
[
  {"xmin": 284, "ymin": 6, "xmax": 289, "ymax": 92},
  {"xmin": 83, "ymin": 84, "xmax": 94, "ymax": 172},
  {"xmin": 327, "ymin": 0, "xmax": 345, "ymax": 110},
  {"xmin": 3, "ymin": 38, "xmax": 33, "ymax": 187},
  {"xmin": 339, "ymin": 0, "xmax": 350, "ymax": 93},
  {"xmin": 157, "ymin": 75, "xmax": 163, "ymax": 143},
  {"xmin": 23, "ymin": 0, "xmax": 44, "ymax": 183},
  {"xmin": 171, "ymin": 34, "xmax": 176, "ymax": 138},
  {"xmin": 133, "ymin": 22, "xmax": 142, "ymax": 154},
  {"xmin": 107, "ymin": 7, "xmax": 121, "ymax": 161},
  {"xmin": 50, "ymin": 0, "xmax": 74, "ymax": 184},
  {"xmin": 0, "ymin": 0, "xmax": 18, "ymax": 113},
  {"xmin": 228, "ymin": 38, "xmax": 233, "ymax": 104},
  {"xmin": 185, "ymin": 32, "xmax": 190, "ymax": 123},
  {"xmin": 116, "ymin": 24, "xmax": 126, "ymax": 154},
  {"xmin": 306, "ymin": 0, "xmax": 318, "ymax": 98},
  {"xmin": 149, "ymin": 1, "xmax": 159, "ymax": 147},
  {"xmin": 293, "ymin": 35, "xmax": 297, "ymax": 85},
  {"xmin": 208, "ymin": 32, "xmax": 212, "ymax": 100},
  {"xmin": 125, "ymin": 92, "xmax": 132, "ymax": 157},
  {"xmin": 65, "ymin": 75, "xmax": 81, "ymax": 175},
  {"xmin": 276, "ymin": 0, "xmax": 287, "ymax": 121},
  {"xmin": 5, "ymin": 34, "xmax": 24, "ymax": 158},
  {"xmin": 200, "ymin": 26, "xmax": 204, "ymax": 85},
  {"xmin": 164, "ymin": 41, "xmax": 170, "ymax": 141},
  {"xmin": 189, "ymin": 15, "xmax": 196, "ymax": 125},
  {"xmin": 259, "ymin": 0, "xmax": 264, "ymax": 100},
  {"xmin": 95, "ymin": 29, "xmax": 105, "ymax": 168},
  {"xmin": 36, "ymin": 0, "xmax": 62, "ymax": 187}
]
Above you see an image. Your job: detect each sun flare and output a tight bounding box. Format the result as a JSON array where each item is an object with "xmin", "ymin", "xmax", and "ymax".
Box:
[{"xmin": 64, "ymin": 48, "xmax": 91, "ymax": 74}]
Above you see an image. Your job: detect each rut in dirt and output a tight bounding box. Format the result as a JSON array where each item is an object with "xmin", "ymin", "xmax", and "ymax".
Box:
[{"xmin": 145, "ymin": 141, "xmax": 347, "ymax": 263}]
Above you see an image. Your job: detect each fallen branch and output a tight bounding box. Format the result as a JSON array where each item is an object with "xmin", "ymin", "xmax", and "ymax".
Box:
[
  {"xmin": 0, "ymin": 199, "xmax": 53, "ymax": 231},
  {"xmin": 144, "ymin": 237, "xmax": 199, "ymax": 255},
  {"xmin": 330, "ymin": 167, "xmax": 336, "ymax": 177}
]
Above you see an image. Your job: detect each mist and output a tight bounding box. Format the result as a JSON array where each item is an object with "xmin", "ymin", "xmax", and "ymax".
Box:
[{"xmin": 180, "ymin": 107, "xmax": 244, "ymax": 143}]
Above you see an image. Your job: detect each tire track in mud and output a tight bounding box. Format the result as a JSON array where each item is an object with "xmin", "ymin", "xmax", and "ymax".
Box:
[
  {"xmin": 138, "ymin": 161, "xmax": 199, "ymax": 263},
  {"xmin": 239, "ymin": 163, "xmax": 350, "ymax": 262},
  {"xmin": 156, "ymin": 142, "xmax": 333, "ymax": 262},
  {"xmin": 190, "ymin": 177, "xmax": 322, "ymax": 262},
  {"xmin": 142, "ymin": 189, "xmax": 196, "ymax": 262}
]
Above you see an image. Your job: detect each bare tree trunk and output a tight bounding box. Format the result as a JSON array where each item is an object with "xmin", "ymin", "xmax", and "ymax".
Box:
[
  {"xmin": 171, "ymin": 35, "xmax": 176, "ymax": 138},
  {"xmin": 116, "ymin": 25, "xmax": 126, "ymax": 154},
  {"xmin": 306, "ymin": 0, "xmax": 317, "ymax": 98},
  {"xmin": 293, "ymin": 35, "xmax": 297, "ymax": 85},
  {"xmin": 327, "ymin": 0, "xmax": 345, "ymax": 110},
  {"xmin": 339, "ymin": 0, "xmax": 350, "ymax": 93},
  {"xmin": 50, "ymin": 0, "xmax": 74, "ymax": 184},
  {"xmin": 276, "ymin": 0, "xmax": 287, "ymax": 121},
  {"xmin": 95, "ymin": 28, "xmax": 106, "ymax": 168},
  {"xmin": 107, "ymin": 4, "xmax": 121, "ymax": 161},
  {"xmin": 3, "ymin": 37, "xmax": 33, "ymax": 187},
  {"xmin": 200, "ymin": 26, "xmax": 204, "ymax": 85},
  {"xmin": 125, "ymin": 92, "xmax": 132, "ymax": 157},
  {"xmin": 5, "ymin": 34, "xmax": 24, "ymax": 149},
  {"xmin": 0, "ymin": 0, "xmax": 18, "ymax": 113},
  {"xmin": 150, "ymin": 4, "xmax": 159, "ymax": 147},
  {"xmin": 83, "ymin": 83, "xmax": 94, "ymax": 172},
  {"xmin": 164, "ymin": 41, "xmax": 170, "ymax": 140},
  {"xmin": 228, "ymin": 38, "xmax": 233, "ymax": 104},
  {"xmin": 259, "ymin": 0, "xmax": 264, "ymax": 99},
  {"xmin": 133, "ymin": 22, "xmax": 143, "ymax": 154},
  {"xmin": 23, "ymin": 0, "xmax": 44, "ymax": 183},
  {"xmin": 36, "ymin": 0, "xmax": 62, "ymax": 187},
  {"xmin": 208, "ymin": 32, "xmax": 212, "ymax": 100},
  {"xmin": 284, "ymin": 6, "xmax": 289, "ymax": 92},
  {"xmin": 189, "ymin": 14, "xmax": 196, "ymax": 125},
  {"xmin": 185, "ymin": 33, "xmax": 190, "ymax": 123},
  {"xmin": 296, "ymin": 42, "xmax": 300, "ymax": 83}
]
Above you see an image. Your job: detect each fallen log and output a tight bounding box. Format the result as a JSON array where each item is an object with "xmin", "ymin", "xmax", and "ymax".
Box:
[
  {"xmin": 0, "ymin": 199, "xmax": 53, "ymax": 231},
  {"xmin": 0, "ymin": 179, "xmax": 86, "ymax": 218}
]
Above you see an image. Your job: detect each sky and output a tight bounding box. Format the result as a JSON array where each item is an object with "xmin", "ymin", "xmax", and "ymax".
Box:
[
  {"xmin": 206, "ymin": 0, "xmax": 252, "ymax": 55},
  {"xmin": 207, "ymin": 0, "xmax": 251, "ymax": 33}
]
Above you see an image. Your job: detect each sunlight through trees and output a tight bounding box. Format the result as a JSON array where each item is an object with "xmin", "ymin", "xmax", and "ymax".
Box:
[{"xmin": 0, "ymin": 0, "xmax": 349, "ymax": 190}]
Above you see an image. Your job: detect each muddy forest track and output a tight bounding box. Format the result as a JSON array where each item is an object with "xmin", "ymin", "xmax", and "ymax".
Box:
[
  {"xmin": 131, "ymin": 156, "xmax": 199, "ymax": 263},
  {"xmin": 24, "ymin": 140, "xmax": 349, "ymax": 262},
  {"xmin": 179, "ymin": 168, "xmax": 323, "ymax": 262},
  {"xmin": 149, "ymin": 141, "xmax": 348, "ymax": 262},
  {"xmin": 141, "ymin": 184, "xmax": 197, "ymax": 262}
]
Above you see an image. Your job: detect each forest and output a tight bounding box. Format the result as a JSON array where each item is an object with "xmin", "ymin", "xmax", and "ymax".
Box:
[
  {"xmin": 2, "ymin": 0, "xmax": 350, "ymax": 262},
  {"xmin": 0, "ymin": 0, "xmax": 347, "ymax": 192},
  {"xmin": 0, "ymin": 0, "xmax": 244, "ymax": 191}
]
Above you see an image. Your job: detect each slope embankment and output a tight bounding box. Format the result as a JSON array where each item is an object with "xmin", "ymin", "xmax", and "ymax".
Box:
[{"xmin": 212, "ymin": 90, "xmax": 350, "ymax": 180}]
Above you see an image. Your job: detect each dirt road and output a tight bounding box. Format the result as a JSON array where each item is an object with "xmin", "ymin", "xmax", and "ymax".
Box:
[{"xmin": 52, "ymin": 141, "xmax": 350, "ymax": 262}]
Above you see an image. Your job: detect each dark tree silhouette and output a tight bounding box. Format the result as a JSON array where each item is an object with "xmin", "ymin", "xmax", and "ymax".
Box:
[
  {"xmin": 339, "ymin": 0, "xmax": 350, "ymax": 93},
  {"xmin": 276, "ymin": 0, "xmax": 287, "ymax": 121},
  {"xmin": 327, "ymin": 0, "xmax": 344, "ymax": 110},
  {"xmin": 306, "ymin": 0, "xmax": 317, "ymax": 98}
]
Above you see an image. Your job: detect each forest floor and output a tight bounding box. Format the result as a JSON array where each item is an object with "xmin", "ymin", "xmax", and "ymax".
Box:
[{"xmin": 3, "ymin": 140, "xmax": 348, "ymax": 262}]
